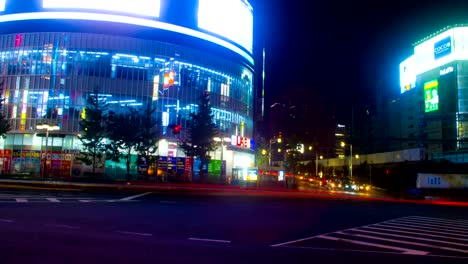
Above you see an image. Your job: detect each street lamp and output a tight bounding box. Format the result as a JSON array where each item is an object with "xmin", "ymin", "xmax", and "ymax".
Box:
[{"xmin": 36, "ymin": 124, "xmax": 60, "ymax": 179}]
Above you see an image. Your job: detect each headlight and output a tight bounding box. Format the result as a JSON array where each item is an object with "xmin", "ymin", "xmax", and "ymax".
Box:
[
  {"xmin": 365, "ymin": 186, "xmax": 370, "ymax": 191},
  {"xmin": 338, "ymin": 184, "xmax": 342, "ymax": 188},
  {"xmin": 331, "ymin": 183, "xmax": 336, "ymax": 188}
]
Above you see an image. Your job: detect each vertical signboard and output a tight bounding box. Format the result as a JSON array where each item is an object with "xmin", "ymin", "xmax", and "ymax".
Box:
[{"xmin": 424, "ymin": 79, "xmax": 439, "ymax": 112}]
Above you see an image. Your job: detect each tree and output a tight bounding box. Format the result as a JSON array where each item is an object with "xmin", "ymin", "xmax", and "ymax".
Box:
[
  {"xmin": 134, "ymin": 106, "xmax": 160, "ymax": 179},
  {"xmin": 0, "ymin": 81, "xmax": 11, "ymax": 139},
  {"xmin": 78, "ymin": 88, "xmax": 109, "ymax": 176},
  {"xmin": 107, "ymin": 106, "xmax": 160, "ymax": 181},
  {"xmin": 106, "ymin": 108, "xmax": 140, "ymax": 181},
  {"xmin": 179, "ymin": 91, "xmax": 218, "ymax": 182}
]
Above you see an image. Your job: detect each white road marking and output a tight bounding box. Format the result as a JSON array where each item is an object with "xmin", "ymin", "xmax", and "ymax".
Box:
[
  {"xmin": 79, "ymin": 200, "xmax": 91, "ymax": 203},
  {"xmin": 0, "ymin": 219, "xmax": 14, "ymax": 223},
  {"xmin": 350, "ymin": 228, "xmax": 468, "ymax": 247},
  {"xmin": 336, "ymin": 231, "xmax": 468, "ymax": 254},
  {"xmin": 381, "ymin": 221, "xmax": 468, "ymax": 235},
  {"xmin": 390, "ymin": 219, "xmax": 468, "ymax": 231},
  {"xmin": 15, "ymin": 198, "xmax": 27, "ymax": 202},
  {"xmin": 119, "ymin": 192, "xmax": 152, "ymax": 201},
  {"xmin": 315, "ymin": 234, "xmax": 428, "ymax": 255},
  {"xmin": 374, "ymin": 223, "xmax": 468, "ymax": 237},
  {"xmin": 278, "ymin": 245, "xmax": 468, "ymax": 259},
  {"xmin": 363, "ymin": 225, "xmax": 468, "ymax": 242},
  {"xmin": 271, "ymin": 235, "xmax": 318, "ymax": 247},
  {"xmin": 406, "ymin": 216, "xmax": 468, "ymax": 225},
  {"xmin": 188, "ymin": 237, "xmax": 231, "ymax": 243},
  {"xmin": 45, "ymin": 224, "xmax": 80, "ymax": 229},
  {"xmin": 398, "ymin": 217, "xmax": 468, "ymax": 227},
  {"xmin": 115, "ymin": 231, "xmax": 153, "ymax": 237},
  {"xmin": 46, "ymin": 198, "xmax": 60, "ymax": 202}
]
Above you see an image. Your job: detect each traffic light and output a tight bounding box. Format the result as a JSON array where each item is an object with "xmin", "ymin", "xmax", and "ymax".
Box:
[{"xmin": 168, "ymin": 124, "xmax": 182, "ymax": 134}]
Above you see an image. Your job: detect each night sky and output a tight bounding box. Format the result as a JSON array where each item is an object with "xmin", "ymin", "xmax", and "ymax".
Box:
[{"xmin": 255, "ymin": 0, "xmax": 468, "ymax": 125}]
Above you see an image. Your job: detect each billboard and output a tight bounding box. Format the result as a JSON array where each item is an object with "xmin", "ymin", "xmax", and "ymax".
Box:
[
  {"xmin": 424, "ymin": 79, "xmax": 439, "ymax": 113},
  {"xmin": 198, "ymin": 0, "xmax": 253, "ymax": 53},
  {"xmin": 417, "ymin": 173, "xmax": 468, "ymax": 189},
  {"xmin": 43, "ymin": 0, "xmax": 161, "ymax": 17},
  {"xmin": 0, "ymin": 0, "xmax": 254, "ymax": 65},
  {"xmin": 399, "ymin": 55, "xmax": 417, "ymax": 93},
  {"xmin": 413, "ymin": 29, "xmax": 455, "ymax": 76}
]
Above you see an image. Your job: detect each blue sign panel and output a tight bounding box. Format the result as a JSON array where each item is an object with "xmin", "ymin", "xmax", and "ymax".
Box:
[{"xmin": 434, "ymin": 36, "xmax": 452, "ymax": 60}]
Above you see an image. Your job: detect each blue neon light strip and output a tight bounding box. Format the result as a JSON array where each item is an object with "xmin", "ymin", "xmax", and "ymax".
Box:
[{"xmin": 0, "ymin": 12, "xmax": 254, "ymax": 65}]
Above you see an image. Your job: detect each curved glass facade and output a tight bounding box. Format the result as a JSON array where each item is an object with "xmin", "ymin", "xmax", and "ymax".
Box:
[{"xmin": 0, "ymin": 32, "xmax": 254, "ymax": 177}]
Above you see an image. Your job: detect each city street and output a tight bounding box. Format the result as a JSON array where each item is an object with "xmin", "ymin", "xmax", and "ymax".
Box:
[{"xmin": 0, "ymin": 187, "xmax": 467, "ymax": 264}]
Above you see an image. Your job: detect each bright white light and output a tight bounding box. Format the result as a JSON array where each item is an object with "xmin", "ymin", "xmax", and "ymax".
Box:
[
  {"xmin": 0, "ymin": 0, "xmax": 5, "ymax": 12},
  {"xmin": 198, "ymin": 0, "xmax": 253, "ymax": 53},
  {"xmin": 399, "ymin": 55, "xmax": 416, "ymax": 94},
  {"xmin": 43, "ymin": 0, "xmax": 160, "ymax": 17},
  {"xmin": 0, "ymin": 12, "xmax": 254, "ymax": 65}
]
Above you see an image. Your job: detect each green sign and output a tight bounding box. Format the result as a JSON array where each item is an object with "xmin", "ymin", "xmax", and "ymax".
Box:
[{"xmin": 424, "ymin": 79, "xmax": 439, "ymax": 113}]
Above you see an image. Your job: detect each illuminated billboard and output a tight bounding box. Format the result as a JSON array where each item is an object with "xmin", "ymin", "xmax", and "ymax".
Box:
[
  {"xmin": 399, "ymin": 55, "xmax": 416, "ymax": 93},
  {"xmin": 424, "ymin": 79, "xmax": 439, "ymax": 113},
  {"xmin": 0, "ymin": 0, "xmax": 4, "ymax": 12},
  {"xmin": 433, "ymin": 36, "xmax": 452, "ymax": 60},
  {"xmin": 198, "ymin": 0, "xmax": 253, "ymax": 53},
  {"xmin": 43, "ymin": 0, "xmax": 161, "ymax": 17}
]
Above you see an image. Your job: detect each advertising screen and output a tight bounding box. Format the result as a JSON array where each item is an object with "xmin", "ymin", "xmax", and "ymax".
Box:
[
  {"xmin": 424, "ymin": 79, "xmax": 439, "ymax": 113},
  {"xmin": 198, "ymin": 0, "xmax": 253, "ymax": 53},
  {"xmin": 0, "ymin": 0, "xmax": 5, "ymax": 12},
  {"xmin": 399, "ymin": 55, "xmax": 416, "ymax": 94},
  {"xmin": 43, "ymin": 0, "xmax": 161, "ymax": 17}
]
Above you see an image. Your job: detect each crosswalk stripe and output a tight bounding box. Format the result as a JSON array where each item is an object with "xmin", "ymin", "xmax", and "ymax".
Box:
[
  {"xmin": 387, "ymin": 219, "xmax": 468, "ymax": 233},
  {"xmin": 372, "ymin": 223, "xmax": 467, "ymax": 237},
  {"xmin": 405, "ymin": 216, "xmax": 468, "ymax": 225},
  {"xmin": 46, "ymin": 198, "xmax": 60, "ymax": 202},
  {"xmin": 315, "ymin": 234, "xmax": 429, "ymax": 255},
  {"xmin": 15, "ymin": 198, "xmax": 27, "ymax": 202},
  {"xmin": 350, "ymin": 228, "xmax": 468, "ymax": 248},
  {"xmin": 403, "ymin": 216, "xmax": 468, "ymax": 226},
  {"xmin": 363, "ymin": 226, "xmax": 468, "ymax": 242},
  {"xmin": 392, "ymin": 218, "xmax": 468, "ymax": 229},
  {"xmin": 336, "ymin": 231, "xmax": 468, "ymax": 254}
]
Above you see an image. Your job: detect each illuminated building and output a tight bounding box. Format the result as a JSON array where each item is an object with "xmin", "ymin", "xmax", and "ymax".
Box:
[
  {"xmin": 397, "ymin": 25, "xmax": 468, "ymax": 159},
  {"xmin": 0, "ymin": 0, "xmax": 256, "ymax": 179}
]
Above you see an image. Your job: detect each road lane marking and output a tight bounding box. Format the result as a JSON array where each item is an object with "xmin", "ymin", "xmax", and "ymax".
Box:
[
  {"xmin": 315, "ymin": 234, "xmax": 428, "ymax": 255},
  {"xmin": 363, "ymin": 226, "xmax": 468, "ymax": 242},
  {"xmin": 337, "ymin": 231, "xmax": 468, "ymax": 254},
  {"xmin": 46, "ymin": 198, "xmax": 60, "ymax": 202},
  {"xmin": 397, "ymin": 217, "xmax": 468, "ymax": 227},
  {"xmin": 45, "ymin": 224, "xmax": 80, "ymax": 229},
  {"xmin": 115, "ymin": 231, "xmax": 153, "ymax": 237},
  {"xmin": 0, "ymin": 219, "xmax": 14, "ymax": 223},
  {"xmin": 15, "ymin": 198, "xmax": 27, "ymax": 202},
  {"xmin": 119, "ymin": 192, "xmax": 153, "ymax": 201},
  {"xmin": 188, "ymin": 238, "xmax": 231, "ymax": 243},
  {"xmin": 350, "ymin": 228, "xmax": 468, "ymax": 247}
]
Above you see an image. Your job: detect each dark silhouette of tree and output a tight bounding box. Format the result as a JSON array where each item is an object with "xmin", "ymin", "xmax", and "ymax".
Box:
[
  {"xmin": 134, "ymin": 106, "xmax": 160, "ymax": 179},
  {"xmin": 179, "ymin": 91, "xmax": 218, "ymax": 182},
  {"xmin": 78, "ymin": 88, "xmax": 109, "ymax": 176}
]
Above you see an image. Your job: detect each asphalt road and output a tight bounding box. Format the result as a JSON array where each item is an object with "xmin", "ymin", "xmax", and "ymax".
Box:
[{"xmin": 0, "ymin": 187, "xmax": 467, "ymax": 264}]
